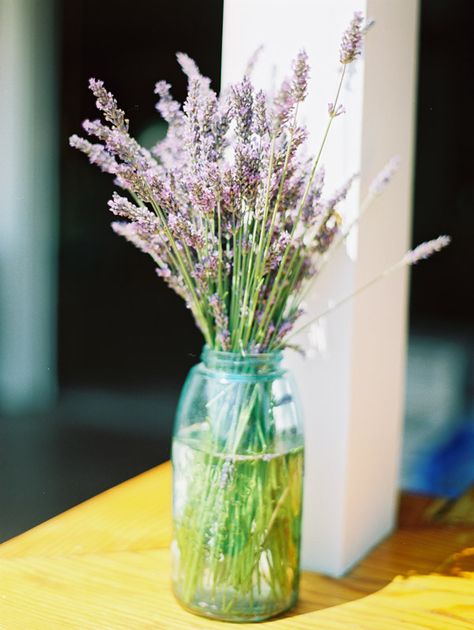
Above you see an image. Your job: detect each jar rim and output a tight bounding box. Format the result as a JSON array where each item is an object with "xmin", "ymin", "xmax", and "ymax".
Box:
[
  {"xmin": 200, "ymin": 345, "xmax": 284, "ymax": 376},
  {"xmin": 201, "ymin": 345, "xmax": 283, "ymax": 363}
]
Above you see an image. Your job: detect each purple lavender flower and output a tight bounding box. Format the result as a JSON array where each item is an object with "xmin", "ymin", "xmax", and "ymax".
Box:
[
  {"xmin": 191, "ymin": 252, "xmax": 220, "ymax": 296},
  {"xmin": 302, "ymin": 167, "xmax": 325, "ymax": 225},
  {"xmin": 156, "ymin": 266, "xmax": 171, "ymax": 279},
  {"xmin": 168, "ymin": 212, "xmax": 205, "ymax": 250},
  {"xmin": 88, "ymin": 78, "xmax": 128, "ymax": 130},
  {"xmin": 328, "ymin": 102, "xmax": 346, "ymax": 118},
  {"xmin": 111, "ymin": 221, "xmax": 160, "ymax": 259},
  {"xmin": 69, "ymin": 135, "xmax": 119, "ymax": 175},
  {"xmin": 234, "ymin": 143, "xmax": 261, "ymax": 203},
  {"xmin": 402, "ymin": 236, "xmax": 451, "ymax": 265},
  {"xmin": 253, "ymin": 90, "xmax": 269, "ymax": 136},
  {"xmin": 325, "ymin": 172, "xmax": 358, "ymax": 209},
  {"xmin": 156, "ymin": 267, "xmax": 193, "ymax": 309},
  {"xmin": 187, "ymin": 174, "xmax": 218, "ymax": 217},
  {"xmin": 82, "ymin": 118, "xmax": 110, "ymax": 141},
  {"xmin": 154, "ymin": 81, "xmax": 182, "ymax": 125},
  {"xmin": 266, "ymin": 231, "xmax": 291, "ymax": 272},
  {"xmin": 176, "ymin": 52, "xmax": 211, "ymax": 93},
  {"xmin": 209, "ymin": 293, "xmax": 230, "ymax": 350},
  {"xmin": 369, "ymin": 156, "xmax": 401, "ymax": 196},
  {"xmin": 232, "ymin": 76, "xmax": 254, "ymax": 143},
  {"xmin": 313, "ymin": 212, "xmax": 342, "ymax": 254},
  {"xmin": 261, "ymin": 323, "xmax": 276, "ymax": 349},
  {"xmin": 276, "ymin": 320, "xmax": 294, "ymax": 341},
  {"xmin": 291, "ymin": 50, "xmax": 310, "ymax": 103},
  {"xmin": 107, "ymin": 192, "xmax": 160, "ymax": 231},
  {"xmin": 244, "ymin": 45, "xmax": 264, "ymax": 77},
  {"xmin": 113, "ymin": 164, "xmax": 153, "ymax": 202},
  {"xmin": 273, "ymin": 78, "xmax": 295, "ymax": 135},
  {"xmin": 339, "ymin": 12, "xmax": 364, "ymax": 65}
]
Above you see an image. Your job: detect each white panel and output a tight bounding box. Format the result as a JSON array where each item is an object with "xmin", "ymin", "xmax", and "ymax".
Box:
[{"xmin": 222, "ymin": 0, "xmax": 419, "ymax": 575}]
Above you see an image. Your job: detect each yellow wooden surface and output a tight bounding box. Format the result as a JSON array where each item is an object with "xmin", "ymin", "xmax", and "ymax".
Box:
[{"xmin": 1, "ymin": 461, "xmax": 473, "ymax": 629}]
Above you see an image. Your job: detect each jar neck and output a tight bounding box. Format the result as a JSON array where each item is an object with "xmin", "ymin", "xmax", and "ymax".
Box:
[{"xmin": 201, "ymin": 346, "xmax": 283, "ymax": 376}]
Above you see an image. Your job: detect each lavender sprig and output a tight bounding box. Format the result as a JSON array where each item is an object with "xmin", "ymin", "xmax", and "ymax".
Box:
[
  {"xmin": 402, "ymin": 235, "xmax": 451, "ymax": 265},
  {"xmin": 339, "ymin": 12, "xmax": 365, "ymax": 64},
  {"xmin": 289, "ymin": 236, "xmax": 451, "ymax": 341},
  {"xmin": 369, "ymin": 155, "xmax": 401, "ymax": 196},
  {"xmin": 88, "ymin": 79, "xmax": 128, "ymax": 131}
]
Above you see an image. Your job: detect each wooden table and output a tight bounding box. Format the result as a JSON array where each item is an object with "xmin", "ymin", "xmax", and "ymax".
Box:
[{"xmin": 1, "ymin": 462, "xmax": 473, "ymax": 629}]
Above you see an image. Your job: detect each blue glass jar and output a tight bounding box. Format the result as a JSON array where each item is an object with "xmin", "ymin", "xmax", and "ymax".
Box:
[{"xmin": 171, "ymin": 347, "xmax": 304, "ymax": 622}]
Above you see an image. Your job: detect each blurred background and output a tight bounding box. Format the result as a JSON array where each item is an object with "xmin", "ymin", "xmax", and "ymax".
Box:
[{"xmin": 0, "ymin": 0, "xmax": 472, "ymax": 542}]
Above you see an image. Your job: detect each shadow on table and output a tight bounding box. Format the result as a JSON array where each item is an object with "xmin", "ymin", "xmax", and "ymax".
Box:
[{"xmin": 0, "ymin": 386, "xmax": 177, "ymax": 543}]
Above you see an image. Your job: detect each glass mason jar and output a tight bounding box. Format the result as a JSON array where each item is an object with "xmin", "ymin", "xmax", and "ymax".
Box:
[{"xmin": 171, "ymin": 346, "xmax": 304, "ymax": 622}]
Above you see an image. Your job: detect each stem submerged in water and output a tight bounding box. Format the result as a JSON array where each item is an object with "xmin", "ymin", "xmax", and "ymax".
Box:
[{"xmin": 172, "ymin": 377, "xmax": 303, "ymax": 622}]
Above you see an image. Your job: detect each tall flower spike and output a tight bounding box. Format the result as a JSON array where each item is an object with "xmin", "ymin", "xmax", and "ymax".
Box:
[
  {"xmin": 209, "ymin": 293, "xmax": 231, "ymax": 350},
  {"xmin": 273, "ymin": 78, "xmax": 294, "ymax": 135},
  {"xmin": 402, "ymin": 236, "xmax": 451, "ymax": 265},
  {"xmin": 82, "ymin": 118, "xmax": 110, "ymax": 141},
  {"xmin": 339, "ymin": 12, "xmax": 365, "ymax": 65},
  {"xmin": 291, "ymin": 50, "xmax": 310, "ymax": 103},
  {"xmin": 176, "ymin": 52, "xmax": 212, "ymax": 94},
  {"xmin": 232, "ymin": 76, "xmax": 254, "ymax": 143},
  {"xmin": 154, "ymin": 81, "xmax": 182, "ymax": 125},
  {"xmin": 253, "ymin": 90, "xmax": 269, "ymax": 136},
  {"xmin": 326, "ymin": 172, "xmax": 358, "ymax": 209},
  {"xmin": 88, "ymin": 79, "xmax": 128, "ymax": 131},
  {"xmin": 369, "ymin": 155, "xmax": 401, "ymax": 196},
  {"xmin": 107, "ymin": 192, "xmax": 159, "ymax": 231},
  {"xmin": 69, "ymin": 135, "xmax": 118, "ymax": 175},
  {"xmin": 244, "ymin": 44, "xmax": 264, "ymax": 77}
]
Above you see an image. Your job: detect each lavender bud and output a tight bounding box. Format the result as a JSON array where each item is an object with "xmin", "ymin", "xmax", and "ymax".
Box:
[
  {"xmin": 88, "ymin": 78, "xmax": 128, "ymax": 131},
  {"xmin": 69, "ymin": 135, "xmax": 118, "ymax": 175},
  {"xmin": 208, "ymin": 293, "xmax": 231, "ymax": 350},
  {"xmin": 154, "ymin": 81, "xmax": 182, "ymax": 124},
  {"xmin": 244, "ymin": 45, "xmax": 264, "ymax": 77},
  {"xmin": 339, "ymin": 12, "xmax": 364, "ymax": 65},
  {"xmin": 231, "ymin": 76, "xmax": 254, "ymax": 143},
  {"xmin": 326, "ymin": 172, "xmax": 358, "ymax": 209},
  {"xmin": 291, "ymin": 50, "xmax": 310, "ymax": 103},
  {"xmin": 369, "ymin": 156, "xmax": 401, "ymax": 196},
  {"xmin": 176, "ymin": 52, "xmax": 212, "ymax": 94},
  {"xmin": 402, "ymin": 236, "xmax": 451, "ymax": 266},
  {"xmin": 273, "ymin": 78, "xmax": 295, "ymax": 135},
  {"xmin": 253, "ymin": 90, "xmax": 269, "ymax": 136},
  {"xmin": 156, "ymin": 266, "xmax": 171, "ymax": 278},
  {"xmin": 82, "ymin": 119, "xmax": 110, "ymax": 141},
  {"xmin": 328, "ymin": 102, "xmax": 346, "ymax": 118}
]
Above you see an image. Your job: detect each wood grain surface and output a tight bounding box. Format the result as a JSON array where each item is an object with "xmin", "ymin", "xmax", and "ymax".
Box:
[{"xmin": 1, "ymin": 461, "xmax": 473, "ymax": 629}]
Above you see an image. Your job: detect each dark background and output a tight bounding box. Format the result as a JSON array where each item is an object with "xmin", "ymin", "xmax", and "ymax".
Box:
[
  {"xmin": 0, "ymin": 0, "xmax": 472, "ymax": 542},
  {"xmin": 410, "ymin": 0, "xmax": 473, "ymax": 328},
  {"xmin": 60, "ymin": 0, "xmax": 224, "ymax": 389}
]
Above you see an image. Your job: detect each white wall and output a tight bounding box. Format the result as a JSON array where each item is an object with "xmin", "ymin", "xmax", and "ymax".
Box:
[{"xmin": 222, "ymin": 0, "xmax": 419, "ymax": 575}]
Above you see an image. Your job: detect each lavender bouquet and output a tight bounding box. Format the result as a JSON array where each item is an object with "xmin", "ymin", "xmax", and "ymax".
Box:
[
  {"xmin": 71, "ymin": 12, "xmax": 449, "ymax": 622},
  {"xmin": 71, "ymin": 15, "xmax": 447, "ymax": 355}
]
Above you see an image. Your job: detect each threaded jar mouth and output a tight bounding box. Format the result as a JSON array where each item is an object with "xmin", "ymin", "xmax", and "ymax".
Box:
[{"xmin": 201, "ymin": 346, "xmax": 284, "ymax": 376}]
